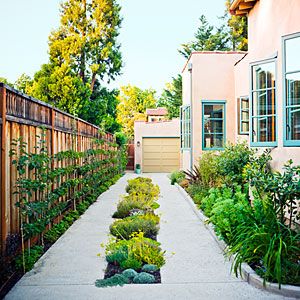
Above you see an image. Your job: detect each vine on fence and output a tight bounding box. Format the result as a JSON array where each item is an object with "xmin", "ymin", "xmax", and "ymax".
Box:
[{"xmin": 9, "ymin": 128, "xmax": 126, "ymax": 272}]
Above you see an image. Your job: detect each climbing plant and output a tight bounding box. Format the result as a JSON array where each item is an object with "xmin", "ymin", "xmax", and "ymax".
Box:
[{"xmin": 10, "ymin": 128, "xmax": 126, "ymax": 272}]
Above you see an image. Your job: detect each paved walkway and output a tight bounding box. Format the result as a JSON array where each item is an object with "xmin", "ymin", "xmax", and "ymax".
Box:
[{"xmin": 6, "ymin": 173, "xmax": 291, "ymax": 300}]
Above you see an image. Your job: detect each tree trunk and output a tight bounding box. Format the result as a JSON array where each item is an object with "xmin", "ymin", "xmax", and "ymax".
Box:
[{"xmin": 90, "ymin": 73, "xmax": 97, "ymax": 92}]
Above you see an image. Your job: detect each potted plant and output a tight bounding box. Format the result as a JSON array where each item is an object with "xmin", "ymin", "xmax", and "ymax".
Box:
[{"xmin": 135, "ymin": 164, "xmax": 141, "ymax": 174}]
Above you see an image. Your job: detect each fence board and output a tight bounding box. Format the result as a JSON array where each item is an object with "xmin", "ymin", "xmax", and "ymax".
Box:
[{"xmin": 0, "ymin": 83, "xmax": 117, "ymax": 254}]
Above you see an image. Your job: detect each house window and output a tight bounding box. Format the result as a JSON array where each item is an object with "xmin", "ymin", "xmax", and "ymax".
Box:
[
  {"xmin": 180, "ymin": 105, "xmax": 191, "ymax": 149},
  {"xmin": 238, "ymin": 96, "xmax": 249, "ymax": 134},
  {"xmin": 250, "ymin": 60, "xmax": 277, "ymax": 146},
  {"xmin": 283, "ymin": 33, "xmax": 300, "ymax": 146},
  {"xmin": 202, "ymin": 101, "xmax": 226, "ymax": 150}
]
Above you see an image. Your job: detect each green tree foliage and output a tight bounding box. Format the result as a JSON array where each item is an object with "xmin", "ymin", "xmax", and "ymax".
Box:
[
  {"xmin": 27, "ymin": 0, "xmax": 122, "ymax": 120},
  {"xmin": 179, "ymin": 15, "xmax": 230, "ymax": 58},
  {"xmin": 48, "ymin": 0, "xmax": 122, "ymax": 91},
  {"xmin": 224, "ymin": 0, "xmax": 248, "ymax": 51},
  {"xmin": 116, "ymin": 85, "xmax": 156, "ymax": 137},
  {"xmin": 178, "ymin": 2, "xmax": 248, "ymax": 58},
  {"xmin": 79, "ymin": 80, "xmax": 121, "ymax": 133},
  {"xmin": 0, "ymin": 77, "xmax": 14, "ymax": 88},
  {"xmin": 27, "ymin": 63, "xmax": 91, "ymax": 114},
  {"xmin": 14, "ymin": 73, "xmax": 32, "ymax": 93},
  {"xmin": 157, "ymin": 74, "xmax": 182, "ymax": 119}
]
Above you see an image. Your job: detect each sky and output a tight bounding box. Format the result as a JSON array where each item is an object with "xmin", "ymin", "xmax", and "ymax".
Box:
[{"xmin": 0, "ymin": 0, "xmax": 226, "ymax": 96}]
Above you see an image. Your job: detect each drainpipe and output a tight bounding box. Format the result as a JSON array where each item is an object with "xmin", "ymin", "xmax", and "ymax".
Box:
[{"xmin": 188, "ymin": 62, "xmax": 193, "ymax": 171}]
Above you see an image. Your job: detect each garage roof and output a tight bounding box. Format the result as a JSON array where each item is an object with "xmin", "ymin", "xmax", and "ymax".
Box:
[{"xmin": 146, "ymin": 107, "xmax": 168, "ymax": 116}]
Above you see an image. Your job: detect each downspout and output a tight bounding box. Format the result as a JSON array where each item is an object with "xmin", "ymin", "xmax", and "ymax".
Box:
[{"xmin": 188, "ymin": 62, "xmax": 193, "ymax": 171}]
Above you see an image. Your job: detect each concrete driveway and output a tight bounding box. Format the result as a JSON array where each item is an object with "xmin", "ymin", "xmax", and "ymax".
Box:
[{"xmin": 5, "ymin": 173, "xmax": 291, "ymax": 300}]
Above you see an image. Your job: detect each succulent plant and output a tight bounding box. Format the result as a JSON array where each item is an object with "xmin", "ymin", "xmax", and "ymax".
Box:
[
  {"xmin": 95, "ymin": 274, "xmax": 129, "ymax": 288},
  {"xmin": 141, "ymin": 264, "xmax": 158, "ymax": 273},
  {"xmin": 122, "ymin": 268, "xmax": 138, "ymax": 279},
  {"xmin": 133, "ymin": 272, "xmax": 155, "ymax": 284}
]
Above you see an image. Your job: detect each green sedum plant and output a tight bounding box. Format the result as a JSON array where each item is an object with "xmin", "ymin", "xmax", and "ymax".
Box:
[
  {"xmin": 122, "ymin": 268, "xmax": 138, "ymax": 279},
  {"xmin": 95, "ymin": 274, "xmax": 129, "ymax": 288},
  {"xmin": 141, "ymin": 264, "xmax": 158, "ymax": 273},
  {"xmin": 133, "ymin": 272, "xmax": 155, "ymax": 284}
]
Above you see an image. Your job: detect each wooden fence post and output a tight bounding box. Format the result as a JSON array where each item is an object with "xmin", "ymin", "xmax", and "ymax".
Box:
[{"xmin": 1, "ymin": 86, "xmax": 7, "ymax": 253}]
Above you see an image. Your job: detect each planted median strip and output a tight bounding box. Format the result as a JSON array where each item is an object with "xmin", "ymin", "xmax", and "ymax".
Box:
[{"xmin": 95, "ymin": 177, "xmax": 165, "ymax": 287}]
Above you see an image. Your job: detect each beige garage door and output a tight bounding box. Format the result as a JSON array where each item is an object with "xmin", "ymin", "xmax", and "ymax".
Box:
[{"xmin": 142, "ymin": 137, "xmax": 180, "ymax": 173}]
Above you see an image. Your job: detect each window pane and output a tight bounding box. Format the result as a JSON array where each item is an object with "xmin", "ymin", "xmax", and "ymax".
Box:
[
  {"xmin": 204, "ymin": 134, "xmax": 224, "ymax": 149},
  {"xmin": 286, "ymin": 72, "xmax": 300, "ymax": 106},
  {"xmin": 204, "ymin": 120, "xmax": 223, "ymax": 133},
  {"xmin": 241, "ymin": 110, "xmax": 249, "ymax": 121},
  {"xmin": 252, "ymin": 62, "xmax": 275, "ymax": 90},
  {"xmin": 203, "ymin": 103, "xmax": 225, "ymax": 149},
  {"xmin": 286, "ymin": 107, "xmax": 300, "ymax": 140},
  {"xmin": 204, "ymin": 105, "xmax": 223, "ymax": 119},
  {"xmin": 252, "ymin": 116, "xmax": 276, "ymax": 143},
  {"xmin": 286, "ymin": 37, "xmax": 300, "ymax": 73},
  {"xmin": 241, "ymin": 121, "xmax": 249, "ymax": 133},
  {"xmin": 241, "ymin": 98, "xmax": 249, "ymax": 109}
]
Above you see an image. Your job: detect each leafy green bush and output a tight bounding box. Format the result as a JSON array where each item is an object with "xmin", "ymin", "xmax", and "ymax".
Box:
[
  {"xmin": 110, "ymin": 214, "xmax": 159, "ymax": 240},
  {"xmin": 95, "ymin": 274, "xmax": 129, "ymax": 288},
  {"xmin": 186, "ymin": 183, "xmax": 209, "ymax": 206},
  {"xmin": 170, "ymin": 171, "xmax": 185, "ymax": 185},
  {"xmin": 15, "ymin": 246, "xmax": 44, "ymax": 272},
  {"xmin": 133, "ymin": 272, "xmax": 155, "ymax": 284},
  {"xmin": 216, "ymin": 142, "xmax": 253, "ymax": 188},
  {"xmin": 105, "ymin": 232, "xmax": 165, "ymax": 268}
]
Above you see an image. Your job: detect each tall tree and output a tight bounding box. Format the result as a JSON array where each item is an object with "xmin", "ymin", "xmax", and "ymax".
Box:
[
  {"xmin": 27, "ymin": 0, "xmax": 122, "ymax": 117},
  {"xmin": 79, "ymin": 80, "xmax": 121, "ymax": 133},
  {"xmin": 179, "ymin": 15, "xmax": 230, "ymax": 58},
  {"xmin": 27, "ymin": 63, "xmax": 91, "ymax": 114},
  {"xmin": 48, "ymin": 0, "xmax": 122, "ymax": 92},
  {"xmin": 116, "ymin": 85, "xmax": 157, "ymax": 137},
  {"xmin": 157, "ymin": 74, "xmax": 182, "ymax": 119}
]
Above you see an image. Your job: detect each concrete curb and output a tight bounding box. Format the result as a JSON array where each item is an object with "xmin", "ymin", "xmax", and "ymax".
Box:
[{"xmin": 174, "ymin": 183, "xmax": 300, "ymax": 299}]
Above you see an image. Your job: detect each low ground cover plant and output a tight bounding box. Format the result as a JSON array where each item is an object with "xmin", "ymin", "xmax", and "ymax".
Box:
[
  {"xmin": 96, "ymin": 177, "xmax": 165, "ymax": 288},
  {"xmin": 110, "ymin": 214, "xmax": 159, "ymax": 240},
  {"xmin": 181, "ymin": 143, "xmax": 300, "ymax": 287}
]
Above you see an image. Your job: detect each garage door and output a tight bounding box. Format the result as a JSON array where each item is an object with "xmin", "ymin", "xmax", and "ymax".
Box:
[{"xmin": 142, "ymin": 137, "xmax": 180, "ymax": 173}]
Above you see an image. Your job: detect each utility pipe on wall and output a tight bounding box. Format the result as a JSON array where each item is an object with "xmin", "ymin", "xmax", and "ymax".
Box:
[{"xmin": 188, "ymin": 62, "xmax": 193, "ymax": 171}]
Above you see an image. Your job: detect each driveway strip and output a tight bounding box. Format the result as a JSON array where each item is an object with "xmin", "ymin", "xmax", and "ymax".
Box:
[{"xmin": 5, "ymin": 173, "xmax": 291, "ymax": 300}]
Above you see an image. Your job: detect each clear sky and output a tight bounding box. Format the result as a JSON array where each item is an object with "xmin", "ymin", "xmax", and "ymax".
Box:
[{"xmin": 0, "ymin": 0, "xmax": 226, "ymax": 95}]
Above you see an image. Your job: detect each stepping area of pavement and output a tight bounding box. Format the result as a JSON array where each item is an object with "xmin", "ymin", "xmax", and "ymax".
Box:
[{"xmin": 6, "ymin": 173, "xmax": 290, "ymax": 300}]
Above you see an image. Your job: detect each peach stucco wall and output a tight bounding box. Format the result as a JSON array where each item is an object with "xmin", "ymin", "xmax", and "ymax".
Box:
[
  {"xmin": 134, "ymin": 119, "xmax": 180, "ymax": 170},
  {"xmin": 181, "ymin": 52, "xmax": 246, "ymax": 170},
  {"xmin": 237, "ymin": 0, "xmax": 300, "ymax": 170}
]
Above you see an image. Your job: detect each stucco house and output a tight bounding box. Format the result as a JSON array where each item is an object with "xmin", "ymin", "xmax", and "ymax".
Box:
[
  {"xmin": 146, "ymin": 107, "xmax": 168, "ymax": 122},
  {"xmin": 181, "ymin": 0, "xmax": 300, "ymax": 171}
]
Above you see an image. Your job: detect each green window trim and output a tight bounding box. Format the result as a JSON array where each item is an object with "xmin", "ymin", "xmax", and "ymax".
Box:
[
  {"xmin": 250, "ymin": 58, "xmax": 278, "ymax": 147},
  {"xmin": 238, "ymin": 96, "xmax": 249, "ymax": 135},
  {"xmin": 201, "ymin": 100, "xmax": 226, "ymax": 151},
  {"xmin": 180, "ymin": 105, "xmax": 191, "ymax": 149},
  {"xmin": 283, "ymin": 32, "xmax": 300, "ymax": 146}
]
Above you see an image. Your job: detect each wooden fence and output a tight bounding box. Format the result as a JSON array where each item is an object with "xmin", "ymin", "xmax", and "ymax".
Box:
[{"xmin": 0, "ymin": 83, "xmax": 118, "ymax": 254}]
